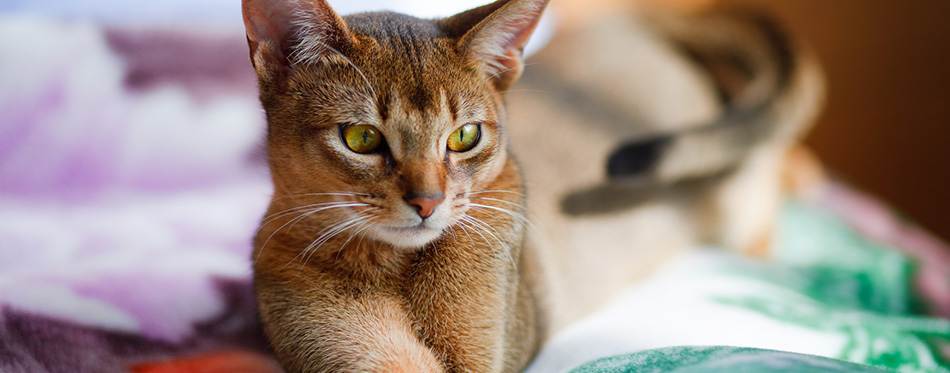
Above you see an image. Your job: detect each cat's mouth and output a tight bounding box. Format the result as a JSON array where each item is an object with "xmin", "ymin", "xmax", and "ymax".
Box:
[
  {"xmin": 383, "ymin": 224, "xmax": 430, "ymax": 233},
  {"xmin": 375, "ymin": 222, "xmax": 446, "ymax": 250}
]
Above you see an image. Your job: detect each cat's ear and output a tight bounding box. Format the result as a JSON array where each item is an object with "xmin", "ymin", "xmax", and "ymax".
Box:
[
  {"xmin": 444, "ymin": 0, "xmax": 549, "ymax": 91},
  {"xmin": 242, "ymin": 0, "xmax": 355, "ymax": 83}
]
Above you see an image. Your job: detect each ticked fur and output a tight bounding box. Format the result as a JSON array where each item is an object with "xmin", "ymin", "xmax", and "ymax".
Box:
[{"xmin": 243, "ymin": 0, "xmax": 549, "ymax": 371}]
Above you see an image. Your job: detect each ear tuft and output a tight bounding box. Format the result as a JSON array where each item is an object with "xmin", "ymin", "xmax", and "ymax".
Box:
[
  {"xmin": 447, "ymin": 0, "xmax": 549, "ymax": 90},
  {"xmin": 242, "ymin": 0, "xmax": 354, "ymax": 80}
]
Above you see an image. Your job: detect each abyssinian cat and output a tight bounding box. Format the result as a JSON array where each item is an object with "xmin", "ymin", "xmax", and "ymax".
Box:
[
  {"xmin": 243, "ymin": 0, "xmax": 550, "ymax": 371},
  {"xmin": 506, "ymin": 8, "xmax": 823, "ymax": 328},
  {"xmin": 241, "ymin": 0, "xmax": 823, "ymax": 371}
]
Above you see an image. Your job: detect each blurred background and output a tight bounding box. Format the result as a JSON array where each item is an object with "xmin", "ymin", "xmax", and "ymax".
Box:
[
  {"xmin": 645, "ymin": 0, "xmax": 950, "ymax": 242},
  {"xmin": 3, "ymin": 0, "xmax": 947, "ymax": 241},
  {"xmin": 729, "ymin": 0, "xmax": 950, "ymax": 243}
]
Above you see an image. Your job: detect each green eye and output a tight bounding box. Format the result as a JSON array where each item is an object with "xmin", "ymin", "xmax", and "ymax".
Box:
[
  {"xmin": 342, "ymin": 125, "xmax": 383, "ymax": 153},
  {"xmin": 447, "ymin": 123, "xmax": 481, "ymax": 152}
]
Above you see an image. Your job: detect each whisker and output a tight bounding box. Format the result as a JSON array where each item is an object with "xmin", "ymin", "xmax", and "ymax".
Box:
[
  {"xmin": 354, "ymin": 219, "xmax": 375, "ymax": 254},
  {"xmin": 463, "ymin": 215, "xmax": 512, "ymax": 253},
  {"xmin": 304, "ymin": 217, "xmax": 368, "ymax": 258},
  {"xmin": 461, "ymin": 215, "xmax": 516, "ymax": 269},
  {"xmin": 469, "ymin": 196, "xmax": 523, "ymax": 209},
  {"xmin": 469, "ymin": 202, "xmax": 537, "ymax": 232},
  {"xmin": 497, "ymin": 89, "xmax": 555, "ymax": 95},
  {"xmin": 289, "ymin": 219, "xmax": 351, "ymax": 272},
  {"xmin": 258, "ymin": 202, "xmax": 363, "ymax": 231},
  {"xmin": 283, "ymin": 204, "xmax": 370, "ymax": 234},
  {"xmin": 470, "ymin": 216, "xmax": 517, "ymax": 269},
  {"xmin": 482, "ymin": 62, "xmax": 542, "ymax": 85},
  {"xmin": 447, "ymin": 224, "xmax": 459, "ymax": 242},
  {"xmin": 465, "ymin": 190, "xmax": 526, "ymax": 198},
  {"xmin": 292, "ymin": 216, "xmax": 370, "ymax": 271},
  {"xmin": 456, "ymin": 218, "xmax": 489, "ymax": 254},
  {"xmin": 333, "ymin": 217, "xmax": 378, "ymax": 264},
  {"xmin": 255, "ymin": 203, "xmax": 369, "ymax": 264},
  {"xmin": 270, "ymin": 192, "xmax": 372, "ymax": 204},
  {"xmin": 455, "ymin": 219, "xmax": 477, "ymax": 245},
  {"xmin": 294, "ymin": 39, "xmax": 378, "ymax": 101}
]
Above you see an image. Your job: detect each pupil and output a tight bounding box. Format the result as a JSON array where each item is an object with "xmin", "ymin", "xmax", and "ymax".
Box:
[
  {"xmin": 459, "ymin": 130, "xmax": 465, "ymax": 143},
  {"xmin": 362, "ymin": 130, "xmax": 368, "ymax": 144}
]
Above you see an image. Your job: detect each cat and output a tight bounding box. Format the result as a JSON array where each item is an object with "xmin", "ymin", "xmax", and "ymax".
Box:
[
  {"xmin": 240, "ymin": 0, "xmax": 824, "ymax": 371},
  {"xmin": 505, "ymin": 9, "xmax": 824, "ymax": 328},
  {"xmin": 242, "ymin": 0, "xmax": 550, "ymax": 371}
]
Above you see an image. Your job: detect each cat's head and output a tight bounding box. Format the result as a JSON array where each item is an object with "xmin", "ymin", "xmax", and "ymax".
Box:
[{"xmin": 243, "ymin": 0, "xmax": 547, "ymax": 249}]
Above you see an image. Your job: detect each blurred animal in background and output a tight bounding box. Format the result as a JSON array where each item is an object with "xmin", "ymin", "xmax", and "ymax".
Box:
[{"xmin": 506, "ymin": 5, "xmax": 824, "ymax": 330}]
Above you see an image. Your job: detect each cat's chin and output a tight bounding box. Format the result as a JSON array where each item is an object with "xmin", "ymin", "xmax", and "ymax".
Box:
[{"xmin": 373, "ymin": 225, "xmax": 445, "ymax": 250}]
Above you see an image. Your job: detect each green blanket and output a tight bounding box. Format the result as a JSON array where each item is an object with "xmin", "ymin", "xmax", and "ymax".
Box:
[
  {"xmin": 528, "ymin": 200, "xmax": 950, "ymax": 373},
  {"xmin": 572, "ymin": 346, "xmax": 889, "ymax": 372}
]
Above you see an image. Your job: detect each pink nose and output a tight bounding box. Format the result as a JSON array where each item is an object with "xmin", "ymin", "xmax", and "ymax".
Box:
[{"xmin": 407, "ymin": 196, "xmax": 444, "ymax": 218}]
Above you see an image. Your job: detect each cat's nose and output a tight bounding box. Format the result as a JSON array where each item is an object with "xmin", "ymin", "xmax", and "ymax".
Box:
[{"xmin": 406, "ymin": 194, "xmax": 444, "ymax": 219}]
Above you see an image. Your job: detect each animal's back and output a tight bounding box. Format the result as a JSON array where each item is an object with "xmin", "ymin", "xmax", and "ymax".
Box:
[{"xmin": 507, "ymin": 8, "xmax": 824, "ymax": 330}]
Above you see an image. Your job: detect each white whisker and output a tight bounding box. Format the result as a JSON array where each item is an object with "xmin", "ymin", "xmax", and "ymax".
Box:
[
  {"xmin": 354, "ymin": 220, "xmax": 375, "ymax": 255},
  {"xmin": 256, "ymin": 202, "xmax": 370, "ymax": 264},
  {"xmin": 469, "ymin": 202, "xmax": 536, "ymax": 233},
  {"xmin": 461, "ymin": 215, "xmax": 516, "ymax": 268},
  {"xmin": 294, "ymin": 216, "xmax": 372, "ymax": 271},
  {"xmin": 465, "ymin": 190, "xmax": 526, "ymax": 198},
  {"xmin": 258, "ymin": 202, "xmax": 362, "ymax": 232},
  {"xmin": 482, "ymin": 62, "xmax": 541, "ymax": 85},
  {"xmin": 497, "ymin": 89, "xmax": 555, "ymax": 95},
  {"xmin": 455, "ymin": 219, "xmax": 476, "ymax": 246},
  {"xmin": 447, "ymin": 225, "xmax": 459, "ymax": 242},
  {"xmin": 469, "ymin": 196, "xmax": 522, "ymax": 209},
  {"xmin": 333, "ymin": 218, "xmax": 378, "ymax": 263},
  {"xmin": 270, "ymin": 192, "xmax": 372, "ymax": 204},
  {"xmin": 456, "ymin": 218, "xmax": 489, "ymax": 254},
  {"xmin": 294, "ymin": 39, "xmax": 378, "ymax": 101}
]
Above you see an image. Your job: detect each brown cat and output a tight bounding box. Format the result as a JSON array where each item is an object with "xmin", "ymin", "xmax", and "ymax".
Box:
[{"xmin": 242, "ymin": 0, "xmax": 550, "ymax": 371}]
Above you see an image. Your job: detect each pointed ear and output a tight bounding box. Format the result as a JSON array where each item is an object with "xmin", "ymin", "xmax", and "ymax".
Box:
[
  {"xmin": 242, "ymin": 0, "xmax": 355, "ymax": 83},
  {"xmin": 444, "ymin": 0, "xmax": 549, "ymax": 91}
]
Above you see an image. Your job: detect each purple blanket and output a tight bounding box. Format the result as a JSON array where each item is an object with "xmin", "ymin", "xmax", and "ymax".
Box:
[{"xmin": 1, "ymin": 16, "xmax": 275, "ymax": 371}]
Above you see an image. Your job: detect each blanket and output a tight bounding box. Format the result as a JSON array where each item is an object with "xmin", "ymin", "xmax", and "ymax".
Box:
[
  {"xmin": 527, "ymin": 198, "xmax": 950, "ymax": 373},
  {"xmin": 1, "ymin": 10, "xmax": 948, "ymax": 373}
]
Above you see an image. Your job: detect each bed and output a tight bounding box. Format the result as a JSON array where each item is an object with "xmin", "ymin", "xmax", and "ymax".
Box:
[{"xmin": 1, "ymin": 3, "xmax": 947, "ymax": 372}]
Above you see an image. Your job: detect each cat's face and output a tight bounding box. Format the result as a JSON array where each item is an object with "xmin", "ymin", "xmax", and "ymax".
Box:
[
  {"xmin": 244, "ymin": 1, "xmax": 547, "ymax": 249},
  {"xmin": 266, "ymin": 21, "xmax": 509, "ymax": 249}
]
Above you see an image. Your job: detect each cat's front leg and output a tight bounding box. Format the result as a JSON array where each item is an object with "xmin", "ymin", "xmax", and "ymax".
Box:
[
  {"xmin": 407, "ymin": 269, "xmax": 508, "ymax": 372},
  {"xmin": 405, "ymin": 239, "xmax": 537, "ymax": 373},
  {"xmin": 255, "ymin": 271, "xmax": 444, "ymax": 373}
]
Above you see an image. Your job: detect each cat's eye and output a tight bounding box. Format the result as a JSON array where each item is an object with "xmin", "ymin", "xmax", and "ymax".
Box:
[
  {"xmin": 447, "ymin": 123, "xmax": 481, "ymax": 152},
  {"xmin": 342, "ymin": 125, "xmax": 383, "ymax": 154}
]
